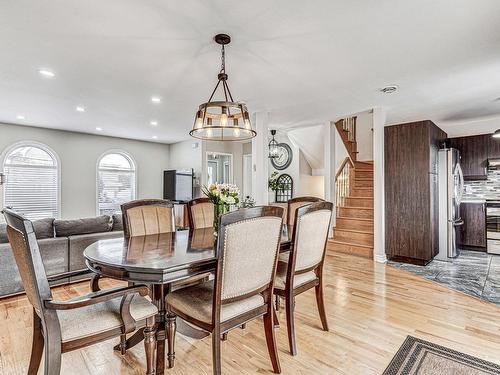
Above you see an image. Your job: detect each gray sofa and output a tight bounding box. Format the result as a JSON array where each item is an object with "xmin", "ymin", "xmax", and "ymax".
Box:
[{"xmin": 0, "ymin": 214, "xmax": 124, "ymax": 298}]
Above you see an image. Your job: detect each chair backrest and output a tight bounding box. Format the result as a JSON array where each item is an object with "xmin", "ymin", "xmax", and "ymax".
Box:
[
  {"xmin": 287, "ymin": 196, "xmax": 324, "ymax": 228},
  {"xmin": 2, "ymin": 208, "xmax": 52, "ymax": 313},
  {"xmin": 187, "ymin": 198, "xmax": 214, "ymax": 229},
  {"xmin": 291, "ymin": 201, "xmax": 332, "ymax": 272},
  {"xmin": 216, "ymin": 206, "xmax": 283, "ymax": 303},
  {"xmin": 121, "ymin": 199, "xmax": 175, "ymax": 238}
]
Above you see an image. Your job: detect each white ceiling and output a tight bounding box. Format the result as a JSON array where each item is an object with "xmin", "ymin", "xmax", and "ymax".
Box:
[{"xmin": 1, "ymin": 0, "xmax": 500, "ymax": 143}]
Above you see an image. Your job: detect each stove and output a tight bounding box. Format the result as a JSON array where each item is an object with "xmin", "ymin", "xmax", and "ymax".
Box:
[{"xmin": 486, "ymin": 200, "xmax": 500, "ymax": 254}]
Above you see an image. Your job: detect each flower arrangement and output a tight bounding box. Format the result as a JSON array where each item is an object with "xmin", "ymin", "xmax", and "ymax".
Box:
[
  {"xmin": 202, "ymin": 183, "xmax": 240, "ymax": 206},
  {"xmin": 202, "ymin": 183, "xmax": 240, "ymax": 235}
]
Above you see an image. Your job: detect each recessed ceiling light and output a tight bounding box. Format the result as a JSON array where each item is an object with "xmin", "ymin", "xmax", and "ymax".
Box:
[
  {"xmin": 16, "ymin": 115, "xmax": 26, "ymax": 120},
  {"xmin": 152, "ymin": 135, "xmax": 158, "ymax": 139},
  {"xmin": 76, "ymin": 106, "xmax": 85, "ymax": 112},
  {"xmin": 38, "ymin": 69, "xmax": 55, "ymax": 78},
  {"xmin": 150, "ymin": 120, "xmax": 158, "ymax": 126},
  {"xmin": 96, "ymin": 127, "xmax": 103, "ymax": 131},
  {"xmin": 151, "ymin": 96, "xmax": 161, "ymax": 104},
  {"xmin": 380, "ymin": 85, "xmax": 399, "ymax": 94}
]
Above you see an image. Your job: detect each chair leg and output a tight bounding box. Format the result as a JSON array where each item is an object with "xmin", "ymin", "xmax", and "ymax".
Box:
[
  {"xmin": 43, "ymin": 331, "xmax": 61, "ymax": 375},
  {"xmin": 285, "ymin": 295, "xmax": 297, "ymax": 356},
  {"xmin": 315, "ymin": 280, "xmax": 329, "ymax": 331},
  {"xmin": 275, "ymin": 295, "xmax": 280, "ymax": 311},
  {"xmin": 119, "ymin": 334, "xmax": 127, "ymax": 355},
  {"xmin": 27, "ymin": 312, "xmax": 44, "ymax": 375},
  {"xmin": 221, "ymin": 332, "xmax": 228, "ymax": 341},
  {"xmin": 273, "ymin": 303, "xmax": 280, "ymax": 328},
  {"xmin": 263, "ymin": 310, "xmax": 281, "ymax": 374},
  {"xmin": 144, "ymin": 316, "xmax": 157, "ymax": 375},
  {"xmin": 212, "ymin": 327, "xmax": 222, "ymax": 375},
  {"xmin": 166, "ymin": 312, "xmax": 177, "ymax": 369}
]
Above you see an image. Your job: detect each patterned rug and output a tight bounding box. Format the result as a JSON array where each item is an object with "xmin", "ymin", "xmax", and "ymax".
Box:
[{"xmin": 384, "ymin": 336, "xmax": 500, "ymax": 374}]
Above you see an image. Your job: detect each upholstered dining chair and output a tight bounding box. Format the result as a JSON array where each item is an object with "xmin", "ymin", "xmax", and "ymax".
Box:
[
  {"xmin": 273, "ymin": 201, "xmax": 332, "ymax": 356},
  {"xmin": 2, "ymin": 208, "xmax": 158, "ymax": 375},
  {"xmin": 166, "ymin": 206, "xmax": 284, "ymax": 375},
  {"xmin": 187, "ymin": 197, "xmax": 214, "ymax": 229},
  {"xmin": 122, "ymin": 199, "xmax": 176, "ymax": 238},
  {"xmin": 278, "ymin": 196, "xmax": 324, "ymax": 264}
]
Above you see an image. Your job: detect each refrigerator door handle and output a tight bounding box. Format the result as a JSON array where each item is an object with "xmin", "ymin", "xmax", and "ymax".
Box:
[{"xmin": 455, "ymin": 163, "xmax": 465, "ymax": 204}]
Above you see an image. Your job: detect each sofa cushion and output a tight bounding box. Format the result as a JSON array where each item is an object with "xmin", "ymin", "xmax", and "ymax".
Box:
[
  {"xmin": 112, "ymin": 214, "xmax": 123, "ymax": 231},
  {"xmin": 0, "ymin": 237, "xmax": 69, "ymax": 298},
  {"xmin": 68, "ymin": 231, "xmax": 123, "ymax": 281},
  {"xmin": 0, "ymin": 224, "xmax": 7, "ymax": 244},
  {"xmin": 33, "ymin": 218, "xmax": 55, "ymax": 239},
  {"xmin": 55, "ymin": 215, "xmax": 112, "ymax": 237}
]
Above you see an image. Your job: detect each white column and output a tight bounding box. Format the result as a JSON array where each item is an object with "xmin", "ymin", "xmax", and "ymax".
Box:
[
  {"xmin": 323, "ymin": 121, "xmax": 336, "ymax": 236},
  {"xmin": 251, "ymin": 112, "xmax": 269, "ymax": 205},
  {"xmin": 373, "ymin": 107, "xmax": 387, "ymax": 263}
]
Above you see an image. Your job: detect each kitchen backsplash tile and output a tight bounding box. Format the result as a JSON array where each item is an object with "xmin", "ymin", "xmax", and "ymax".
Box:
[{"xmin": 463, "ymin": 170, "xmax": 500, "ymax": 200}]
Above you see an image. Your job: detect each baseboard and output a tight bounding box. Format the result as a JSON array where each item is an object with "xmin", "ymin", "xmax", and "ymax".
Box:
[{"xmin": 374, "ymin": 253, "xmax": 387, "ymax": 263}]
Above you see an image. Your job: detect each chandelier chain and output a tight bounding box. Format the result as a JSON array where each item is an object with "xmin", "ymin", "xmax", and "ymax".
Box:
[{"xmin": 220, "ymin": 45, "xmax": 225, "ymax": 73}]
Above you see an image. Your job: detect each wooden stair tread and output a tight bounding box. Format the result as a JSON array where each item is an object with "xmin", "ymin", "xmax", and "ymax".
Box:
[
  {"xmin": 336, "ymin": 215, "xmax": 373, "ymax": 222},
  {"xmin": 334, "ymin": 228, "xmax": 373, "ymax": 235},
  {"xmin": 328, "ymin": 239, "xmax": 373, "ymax": 249},
  {"xmin": 340, "ymin": 206, "xmax": 373, "ymax": 210}
]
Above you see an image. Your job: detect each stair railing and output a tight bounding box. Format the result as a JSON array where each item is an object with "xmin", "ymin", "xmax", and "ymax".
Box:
[
  {"xmin": 335, "ymin": 116, "xmax": 357, "ymax": 161},
  {"xmin": 335, "ymin": 157, "xmax": 354, "ymax": 207}
]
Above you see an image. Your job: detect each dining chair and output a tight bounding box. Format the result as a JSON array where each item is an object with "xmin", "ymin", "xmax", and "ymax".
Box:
[
  {"xmin": 2, "ymin": 208, "xmax": 158, "ymax": 375},
  {"xmin": 166, "ymin": 206, "xmax": 284, "ymax": 375},
  {"xmin": 273, "ymin": 201, "xmax": 332, "ymax": 356},
  {"xmin": 90, "ymin": 199, "xmax": 175, "ymax": 293},
  {"xmin": 278, "ymin": 196, "xmax": 324, "ymax": 264},
  {"xmin": 122, "ymin": 199, "xmax": 176, "ymax": 237},
  {"xmin": 187, "ymin": 197, "xmax": 214, "ymax": 229}
]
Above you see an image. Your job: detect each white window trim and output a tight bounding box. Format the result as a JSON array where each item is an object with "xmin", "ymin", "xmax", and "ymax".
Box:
[
  {"xmin": 96, "ymin": 149, "xmax": 137, "ymax": 216},
  {"xmin": 0, "ymin": 140, "xmax": 62, "ymax": 219}
]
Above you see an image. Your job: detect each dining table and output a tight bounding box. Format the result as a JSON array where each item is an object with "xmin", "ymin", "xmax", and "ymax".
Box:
[{"xmin": 84, "ymin": 226, "xmax": 292, "ymax": 375}]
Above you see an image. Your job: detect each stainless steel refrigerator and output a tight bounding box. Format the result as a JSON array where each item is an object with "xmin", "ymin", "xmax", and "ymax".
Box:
[{"xmin": 437, "ymin": 148, "xmax": 464, "ymax": 260}]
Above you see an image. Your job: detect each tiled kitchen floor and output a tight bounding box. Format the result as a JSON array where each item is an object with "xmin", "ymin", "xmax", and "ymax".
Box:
[{"xmin": 388, "ymin": 250, "xmax": 500, "ymax": 305}]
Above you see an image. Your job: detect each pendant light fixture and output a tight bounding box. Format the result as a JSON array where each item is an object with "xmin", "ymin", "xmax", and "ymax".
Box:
[
  {"xmin": 492, "ymin": 129, "xmax": 500, "ymax": 139},
  {"xmin": 190, "ymin": 34, "xmax": 256, "ymax": 141},
  {"xmin": 268, "ymin": 130, "xmax": 279, "ymax": 158}
]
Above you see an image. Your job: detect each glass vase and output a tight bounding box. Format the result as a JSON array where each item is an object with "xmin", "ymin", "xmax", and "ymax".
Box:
[{"xmin": 213, "ymin": 202, "xmax": 229, "ymax": 237}]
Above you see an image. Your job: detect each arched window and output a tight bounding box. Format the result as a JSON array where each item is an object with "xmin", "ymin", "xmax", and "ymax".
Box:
[
  {"xmin": 97, "ymin": 151, "xmax": 136, "ymax": 215},
  {"xmin": 2, "ymin": 142, "xmax": 60, "ymax": 220}
]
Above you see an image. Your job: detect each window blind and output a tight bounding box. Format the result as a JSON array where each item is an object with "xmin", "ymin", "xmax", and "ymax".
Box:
[
  {"xmin": 98, "ymin": 153, "xmax": 136, "ymax": 215},
  {"xmin": 3, "ymin": 145, "xmax": 59, "ymax": 220}
]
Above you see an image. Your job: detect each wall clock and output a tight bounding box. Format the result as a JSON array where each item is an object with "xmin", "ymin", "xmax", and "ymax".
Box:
[{"xmin": 271, "ymin": 143, "xmax": 293, "ymax": 170}]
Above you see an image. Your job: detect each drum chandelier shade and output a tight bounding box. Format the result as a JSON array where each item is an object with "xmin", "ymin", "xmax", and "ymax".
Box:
[{"xmin": 189, "ymin": 34, "xmax": 256, "ymax": 141}]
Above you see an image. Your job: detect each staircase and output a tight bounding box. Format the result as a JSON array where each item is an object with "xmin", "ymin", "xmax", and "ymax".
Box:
[{"xmin": 327, "ymin": 117, "xmax": 374, "ymax": 258}]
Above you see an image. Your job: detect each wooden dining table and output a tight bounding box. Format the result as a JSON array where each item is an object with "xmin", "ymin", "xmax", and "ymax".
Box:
[{"xmin": 84, "ymin": 226, "xmax": 292, "ymax": 375}]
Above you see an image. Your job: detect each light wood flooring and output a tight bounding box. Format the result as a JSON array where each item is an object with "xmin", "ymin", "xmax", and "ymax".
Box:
[{"xmin": 1, "ymin": 252, "xmax": 500, "ymax": 374}]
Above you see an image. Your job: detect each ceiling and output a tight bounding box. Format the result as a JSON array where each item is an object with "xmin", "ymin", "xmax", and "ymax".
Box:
[{"xmin": 1, "ymin": 0, "xmax": 500, "ymax": 143}]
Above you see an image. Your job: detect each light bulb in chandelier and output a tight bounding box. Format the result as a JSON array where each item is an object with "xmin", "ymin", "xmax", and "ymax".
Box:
[
  {"xmin": 220, "ymin": 112, "xmax": 228, "ymax": 127},
  {"xmin": 233, "ymin": 127, "xmax": 240, "ymax": 137}
]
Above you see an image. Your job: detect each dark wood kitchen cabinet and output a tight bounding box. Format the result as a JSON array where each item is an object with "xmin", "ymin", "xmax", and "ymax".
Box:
[
  {"xmin": 449, "ymin": 134, "xmax": 489, "ymax": 180},
  {"xmin": 458, "ymin": 202, "xmax": 486, "ymax": 250},
  {"xmin": 385, "ymin": 120, "xmax": 447, "ymax": 265}
]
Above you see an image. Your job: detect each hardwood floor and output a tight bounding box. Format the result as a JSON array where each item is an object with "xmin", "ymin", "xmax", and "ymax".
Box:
[{"xmin": 1, "ymin": 252, "xmax": 500, "ymax": 374}]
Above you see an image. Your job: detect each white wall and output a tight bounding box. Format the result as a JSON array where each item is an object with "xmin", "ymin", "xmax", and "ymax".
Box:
[
  {"xmin": 356, "ymin": 111, "xmax": 374, "ymax": 161},
  {"xmin": 0, "ymin": 123, "xmax": 169, "ymax": 219}
]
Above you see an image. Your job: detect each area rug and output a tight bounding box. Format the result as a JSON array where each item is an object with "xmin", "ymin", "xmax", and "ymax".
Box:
[{"xmin": 383, "ymin": 336, "xmax": 500, "ymax": 374}]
